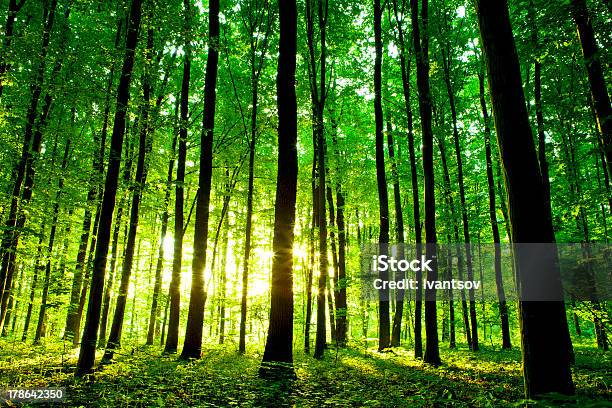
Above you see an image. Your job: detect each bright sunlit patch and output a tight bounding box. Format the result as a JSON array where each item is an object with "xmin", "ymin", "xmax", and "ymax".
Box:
[{"xmin": 457, "ymin": 6, "xmax": 465, "ymax": 18}]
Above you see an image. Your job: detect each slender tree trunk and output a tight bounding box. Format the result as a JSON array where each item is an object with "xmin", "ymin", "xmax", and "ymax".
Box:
[
  {"xmin": 479, "ymin": 70, "xmax": 511, "ymax": 350},
  {"xmin": 475, "ymin": 0, "xmax": 574, "ymax": 397},
  {"xmin": 437, "ymin": 135, "xmax": 471, "ymax": 348},
  {"xmin": 34, "ymin": 138, "xmax": 71, "ymax": 344},
  {"xmin": 22, "ymin": 231, "xmax": 45, "ymax": 341},
  {"xmin": 103, "ymin": 28, "xmax": 153, "ymax": 361},
  {"xmin": 374, "ymin": 0, "xmax": 390, "ymax": 353},
  {"xmin": 239, "ymin": 0, "xmax": 271, "ymax": 353},
  {"xmin": 76, "ymin": 0, "xmax": 143, "ymax": 376},
  {"xmin": 147, "ymin": 139, "xmax": 177, "ymax": 346},
  {"xmin": 165, "ymin": 0, "xmax": 191, "ymax": 355},
  {"xmin": 260, "ymin": 0, "xmax": 297, "ymax": 377},
  {"xmin": 181, "ymin": 0, "xmax": 219, "ymax": 360},
  {"xmin": 528, "ymin": 1, "xmax": 552, "ymax": 221},
  {"xmin": 66, "ymin": 15, "xmax": 122, "ymax": 344},
  {"xmin": 330, "ymin": 106, "xmax": 347, "ymax": 346},
  {"xmin": 441, "ymin": 50, "xmax": 478, "ymax": 352},
  {"xmin": 411, "ymin": 0, "xmax": 440, "ymax": 365},
  {"xmin": 392, "ymin": 0, "xmax": 423, "ymax": 357},
  {"xmin": 387, "ymin": 117, "xmax": 405, "ymax": 347},
  {"xmin": 570, "ymin": 0, "xmax": 611, "ymax": 180}
]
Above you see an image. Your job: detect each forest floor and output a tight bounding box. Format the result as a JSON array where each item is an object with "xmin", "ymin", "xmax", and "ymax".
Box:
[{"xmin": 0, "ymin": 338, "xmax": 609, "ymax": 407}]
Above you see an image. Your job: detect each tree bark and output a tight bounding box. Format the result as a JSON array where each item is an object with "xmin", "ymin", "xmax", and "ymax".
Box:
[
  {"xmin": 391, "ymin": 0, "xmax": 423, "ymax": 357},
  {"xmin": 570, "ymin": 0, "xmax": 611, "ymax": 180},
  {"xmin": 103, "ymin": 29, "xmax": 153, "ymax": 361},
  {"xmin": 410, "ymin": 0, "xmax": 440, "ymax": 365},
  {"xmin": 478, "ymin": 69, "xmax": 511, "ymax": 350},
  {"xmin": 475, "ymin": 0, "xmax": 574, "ymax": 397},
  {"xmin": 374, "ymin": 0, "xmax": 390, "ymax": 352},
  {"xmin": 181, "ymin": 0, "xmax": 219, "ymax": 360},
  {"xmin": 260, "ymin": 0, "xmax": 297, "ymax": 377},
  {"xmin": 76, "ymin": 0, "xmax": 143, "ymax": 376},
  {"xmin": 165, "ymin": 0, "xmax": 191, "ymax": 355}
]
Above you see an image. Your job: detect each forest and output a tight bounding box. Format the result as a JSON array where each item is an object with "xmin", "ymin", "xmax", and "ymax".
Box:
[{"xmin": 0, "ymin": 0, "xmax": 610, "ymax": 406}]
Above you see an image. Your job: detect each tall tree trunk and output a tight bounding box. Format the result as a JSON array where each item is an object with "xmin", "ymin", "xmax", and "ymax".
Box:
[
  {"xmin": 180, "ymin": 0, "xmax": 219, "ymax": 360},
  {"xmin": 165, "ymin": 0, "xmax": 191, "ymax": 355},
  {"xmin": 239, "ymin": 0, "xmax": 271, "ymax": 354},
  {"xmin": 330, "ymin": 106, "xmax": 347, "ymax": 346},
  {"xmin": 147, "ymin": 138, "xmax": 177, "ymax": 346},
  {"xmin": 305, "ymin": 0, "xmax": 330, "ymax": 360},
  {"xmin": 103, "ymin": 29, "xmax": 153, "ymax": 361},
  {"xmin": 34, "ymin": 137, "xmax": 71, "ymax": 344},
  {"xmin": 387, "ymin": 117, "xmax": 405, "ymax": 347},
  {"xmin": 391, "ymin": 0, "xmax": 423, "ymax": 357},
  {"xmin": 479, "ymin": 69, "xmax": 511, "ymax": 350},
  {"xmin": 260, "ymin": 0, "xmax": 297, "ymax": 377},
  {"xmin": 475, "ymin": 0, "xmax": 574, "ymax": 397},
  {"xmin": 570, "ymin": 0, "xmax": 611, "ymax": 180},
  {"xmin": 410, "ymin": 0, "xmax": 440, "ymax": 365},
  {"xmin": 76, "ymin": 0, "xmax": 143, "ymax": 376},
  {"xmin": 65, "ymin": 15, "xmax": 122, "ymax": 344},
  {"xmin": 437, "ymin": 134, "xmax": 471, "ymax": 348},
  {"xmin": 528, "ymin": 1, "xmax": 552, "ymax": 221},
  {"xmin": 441, "ymin": 50, "xmax": 478, "ymax": 351},
  {"xmin": 22, "ymin": 230, "xmax": 45, "ymax": 341},
  {"xmin": 374, "ymin": 0, "xmax": 390, "ymax": 352}
]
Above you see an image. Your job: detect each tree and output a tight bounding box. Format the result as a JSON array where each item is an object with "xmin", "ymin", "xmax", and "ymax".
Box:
[
  {"xmin": 390, "ymin": 0, "xmax": 422, "ymax": 357},
  {"xmin": 478, "ymin": 68, "xmax": 511, "ymax": 350},
  {"xmin": 76, "ymin": 0, "xmax": 143, "ymax": 376},
  {"xmin": 410, "ymin": 0, "xmax": 440, "ymax": 366},
  {"xmin": 260, "ymin": 0, "xmax": 298, "ymax": 378},
  {"xmin": 103, "ymin": 28, "xmax": 154, "ymax": 361},
  {"xmin": 181, "ymin": 0, "xmax": 220, "ymax": 360},
  {"xmin": 238, "ymin": 0, "xmax": 272, "ymax": 356},
  {"xmin": 474, "ymin": 0, "xmax": 574, "ymax": 397},
  {"xmin": 374, "ymin": 0, "xmax": 390, "ymax": 352},
  {"xmin": 570, "ymin": 0, "xmax": 611, "ymax": 180},
  {"xmin": 165, "ymin": 0, "xmax": 192, "ymax": 355}
]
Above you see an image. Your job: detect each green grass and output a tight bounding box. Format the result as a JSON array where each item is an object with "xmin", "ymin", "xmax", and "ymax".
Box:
[{"xmin": 0, "ymin": 338, "xmax": 609, "ymax": 407}]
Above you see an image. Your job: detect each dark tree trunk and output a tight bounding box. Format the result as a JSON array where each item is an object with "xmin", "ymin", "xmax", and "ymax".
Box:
[
  {"xmin": 410, "ymin": 0, "xmax": 440, "ymax": 365},
  {"xmin": 22, "ymin": 231, "xmax": 45, "ymax": 341},
  {"xmin": 66, "ymin": 15, "xmax": 122, "ymax": 345},
  {"xmin": 387, "ymin": 117, "xmax": 405, "ymax": 347},
  {"xmin": 147, "ymin": 137, "xmax": 177, "ymax": 346},
  {"xmin": 103, "ymin": 29, "xmax": 153, "ymax": 361},
  {"xmin": 437, "ymin": 134, "xmax": 471, "ymax": 348},
  {"xmin": 570, "ymin": 0, "xmax": 611, "ymax": 180},
  {"xmin": 441, "ymin": 49, "xmax": 478, "ymax": 351},
  {"xmin": 76, "ymin": 0, "xmax": 143, "ymax": 376},
  {"xmin": 478, "ymin": 69, "xmax": 511, "ymax": 350},
  {"xmin": 528, "ymin": 1, "xmax": 552, "ymax": 220},
  {"xmin": 181, "ymin": 0, "xmax": 219, "ymax": 360},
  {"xmin": 305, "ymin": 0, "xmax": 330, "ymax": 360},
  {"xmin": 260, "ymin": 0, "xmax": 297, "ymax": 377},
  {"xmin": 34, "ymin": 137, "xmax": 71, "ymax": 344},
  {"xmin": 374, "ymin": 0, "xmax": 390, "ymax": 352},
  {"xmin": 330, "ymin": 107, "xmax": 347, "ymax": 346},
  {"xmin": 391, "ymin": 0, "xmax": 423, "ymax": 357},
  {"xmin": 165, "ymin": 0, "xmax": 191, "ymax": 355},
  {"xmin": 475, "ymin": 0, "xmax": 574, "ymax": 397},
  {"xmin": 239, "ymin": 0, "xmax": 271, "ymax": 354}
]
